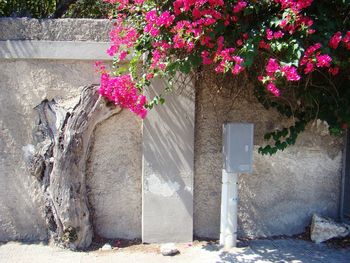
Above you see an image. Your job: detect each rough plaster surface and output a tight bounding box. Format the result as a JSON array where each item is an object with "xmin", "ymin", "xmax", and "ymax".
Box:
[
  {"xmin": 87, "ymin": 111, "xmax": 142, "ymax": 239},
  {"xmin": 0, "ymin": 18, "xmax": 111, "ymax": 41},
  {"xmin": 194, "ymin": 72, "xmax": 343, "ymax": 239},
  {"xmin": 142, "ymin": 77, "xmax": 195, "ymax": 243},
  {"xmin": 0, "ymin": 18, "xmax": 344, "ymax": 243},
  {"xmin": 0, "ymin": 59, "xmax": 109, "ymax": 242}
]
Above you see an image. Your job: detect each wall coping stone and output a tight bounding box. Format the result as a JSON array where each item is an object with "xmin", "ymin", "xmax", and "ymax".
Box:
[
  {"xmin": 0, "ymin": 18, "xmax": 111, "ymax": 41},
  {"xmin": 0, "ymin": 40, "xmax": 112, "ymax": 60}
]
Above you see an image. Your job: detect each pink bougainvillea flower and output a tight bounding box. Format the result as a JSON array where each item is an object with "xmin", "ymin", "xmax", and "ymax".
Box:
[
  {"xmin": 201, "ymin": 50, "xmax": 213, "ymax": 65},
  {"xmin": 233, "ymin": 1, "xmax": 247, "ymax": 13},
  {"xmin": 118, "ymin": 51, "xmax": 128, "ymax": 61},
  {"xmin": 281, "ymin": 65, "xmax": 300, "ymax": 81},
  {"xmin": 316, "ymin": 54, "xmax": 332, "ymax": 68},
  {"xmin": 273, "ymin": 30, "xmax": 284, "ymax": 39},
  {"xmin": 236, "ymin": 39, "xmax": 243, "ymax": 46},
  {"xmin": 259, "ymin": 40, "xmax": 270, "ymax": 50},
  {"xmin": 266, "ymin": 28, "xmax": 284, "ymax": 40},
  {"xmin": 304, "ymin": 62, "xmax": 314, "ymax": 74},
  {"xmin": 267, "ymin": 82, "xmax": 280, "ymax": 97},
  {"xmin": 99, "ymin": 73, "xmax": 148, "ymax": 118},
  {"xmin": 300, "ymin": 43, "xmax": 332, "ymax": 73},
  {"xmin": 274, "ymin": 0, "xmax": 313, "ymax": 11},
  {"xmin": 266, "ymin": 58, "xmax": 280, "ymax": 76},
  {"xmin": 157, "ymin": 11, "xmax": 175, "ymax": 28},
  {"xmin": 266, "ymin": 28, "xmax": 274, "ymax": 40},
  {"xmin": 94, "ymin": 61, "xmax": 106, "ymax": 73},
  {"xmin": 146, "ymin": 73, "xmax": 154, "ymax": 80},
  {"xmin": 329, "ymin": 31, "xmax": 342, "ymax": 49},
  {"xmin": 342, "ymin": 31, "xmax": 350, "ymax": 50},
  {"xmin": 328, "ymin": 67, "xmax": 339, "ymax": 76}
]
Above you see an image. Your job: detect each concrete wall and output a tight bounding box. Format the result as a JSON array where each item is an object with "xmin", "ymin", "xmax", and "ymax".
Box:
[
  {"xmin": 0, "ymin": 18, "xmax": 344, "ymax": 243},
  {"xmin": 0, "ymin": 18, "xmax": 142, "ymax": 242},
  {"xmin": 194, "ymin": 72, "xmax": 343, "ymax": 239},
  {"xmin": 0, "ymin": 59, "xmax": 95, "ymax": 241},
  {"xmin": 87, "ymin": 112, "xmax": 142, "ymax": 240}
]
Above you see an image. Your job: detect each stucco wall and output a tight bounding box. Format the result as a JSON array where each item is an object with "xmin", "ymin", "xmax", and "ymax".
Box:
[
  {"xmin": 194, "ymin": 72, "xmax": 343, "ymax": 239},
  {"xmin": 0, "ymin": 59, "xmax": 96, "ymax": 241},
  {"xmin": 87, "ymin": 112, "xmax": 142, "ymax": 239},
  {"xmin": 0, "ymin": 18, "xmax": 142, "ymax": 242},
  {"xmin": 0, "ymin": 18, "xmax": 344, "ymax": 243}
]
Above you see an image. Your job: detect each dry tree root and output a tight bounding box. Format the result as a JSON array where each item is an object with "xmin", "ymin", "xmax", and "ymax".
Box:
[{"xmin": 28, "ymin": 85, "xmax": 121, "ymax": 249}]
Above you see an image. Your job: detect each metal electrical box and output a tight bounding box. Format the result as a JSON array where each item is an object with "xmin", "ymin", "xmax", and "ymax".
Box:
[{"xmin": 223, "ymin": 123, "xmax": 254, "ymax": 173}]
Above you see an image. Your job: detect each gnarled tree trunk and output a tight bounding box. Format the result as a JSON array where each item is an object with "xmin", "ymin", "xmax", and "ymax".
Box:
[{"xmin": 29, "ymin": 85, "xmax": 121, "ymax": 249}]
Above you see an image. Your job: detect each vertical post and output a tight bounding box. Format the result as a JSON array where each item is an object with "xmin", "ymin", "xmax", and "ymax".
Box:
[
  {"xmin": 142, "ymin": 78, "xmax": 195, "ymax": 243},
  {"xmin": 220, "ymin": 169, "xmax": 238, "ymax": 248},
  {"xmin": 220, "ymin": 170, "xmax": 228, "ymax": 245}
]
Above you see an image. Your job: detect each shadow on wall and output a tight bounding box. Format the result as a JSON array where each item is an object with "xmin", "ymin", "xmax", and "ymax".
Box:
[
  {"xmin": 143, "ymin": 77, "xmax": 194, "ymax": 215},
  {"xmin": 142, "ymin": 76, "xmax": 195, "ymax": 242},
  {"xmin": 0, "ymin": 40, "xmax": 36, "ymax": 59}
]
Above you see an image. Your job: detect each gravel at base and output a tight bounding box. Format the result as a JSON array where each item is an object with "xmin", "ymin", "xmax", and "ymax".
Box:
[{"xmin": 0, "ymin": 239, "xmax": 349, "ymax": 263}]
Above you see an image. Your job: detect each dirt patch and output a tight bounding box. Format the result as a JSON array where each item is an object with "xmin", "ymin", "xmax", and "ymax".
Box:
[{"xmin": 88, "ymin": 236, "xmax": 209, "ymax": 254}]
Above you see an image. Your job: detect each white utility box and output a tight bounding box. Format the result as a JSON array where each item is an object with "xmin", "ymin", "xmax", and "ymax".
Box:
[{"xmin": 223, "ymin": 123, "xmax": 254, "ymax": 173}]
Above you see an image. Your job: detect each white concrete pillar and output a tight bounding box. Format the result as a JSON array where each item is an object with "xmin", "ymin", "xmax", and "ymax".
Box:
[{"xmin": 142, "ymin": 77, "xmax": 195, "ymax": 243}]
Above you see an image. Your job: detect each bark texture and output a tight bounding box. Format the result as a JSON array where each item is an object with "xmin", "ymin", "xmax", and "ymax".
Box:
[{"xmin": 29, "ymin": 85, "xmax": 121, "ymax": 249}]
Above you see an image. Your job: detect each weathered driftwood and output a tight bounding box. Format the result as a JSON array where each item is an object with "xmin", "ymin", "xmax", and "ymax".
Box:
[{"xmin": 30, "ymin": 85, "xmax": 121, "ymax": 249}]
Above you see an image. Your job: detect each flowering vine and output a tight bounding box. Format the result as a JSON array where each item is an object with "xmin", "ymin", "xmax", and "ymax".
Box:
[{"xmin": 97, "ymin": 0, "xmax": 350, "ymax": 155}]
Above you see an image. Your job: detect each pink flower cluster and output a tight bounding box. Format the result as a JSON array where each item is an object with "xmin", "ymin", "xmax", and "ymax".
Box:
[
  {"xmin": 98, "ymin": 0, "xmax": 348, "ymax": 120},
  {"xmin": 172, "ymin": 20, "xmax": 201, "ymax": 52},
  {"xmin": 259, "ymin": 40, "xmax": 270, "ymax": 50},
  {"xmin": 173, "ymin": 0, "xmax": 224, "ymax": 15},
  {"xmin": 213, "ymin": 45, "xmax": 245, "ymax": 75},
  {"xmin": 145, "ymin": 10, "xmax": 175, "ymax": 37},
  {"xmin": 259, "ymin": 58, "xmax": 301, "ymax": 96},
  {"xmin": 329, "ymin": 31, "xmax": 350, "ymax": 50},
  {"xmin": 275, "ymin": 3, "xmax": 315, "ymax": 35},
  {"xmin": 233, "ymin": 1, "xmax": 247, "ymax": 13},
  {"xmin": 265, "ymin": 59, "xmax": 300, "ymax": 81},
  {"xmin": 99, "ymin": 73, "xmax": 147, "ymax": 118},
  {"xmin": 267, "ymin": 82, "xmax": 280, "ymax": 97},
  {"xmin": 281, "ymin": 15, "xmax": 314, "ymax": 35},
  {"xmin": 300, "ymin": 43, "xmax": 332, "ymax": 74},
  {"xmin": 107, "ymin": 19, "xmax": 138, "ymax": 60},
  {"xmin": 274, "ymin": 0, "xmax": 313, "ymax": 12},
  {"xmin": 266, "ymin": 28, "xmax": 284, "ymax": 40}
]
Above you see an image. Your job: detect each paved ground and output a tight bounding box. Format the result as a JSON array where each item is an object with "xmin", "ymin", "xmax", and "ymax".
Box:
[{"xmin": 0, "ymin": 239, "xmax": 349, "ymax": 263}]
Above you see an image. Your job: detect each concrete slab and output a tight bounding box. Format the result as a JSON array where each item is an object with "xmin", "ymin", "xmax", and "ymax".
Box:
[
  {"xmin": 0, "ymin": 40, "xmax": 111, "ymax": 60},
  {"xmin": 142, "ymin": 76, "xmax": 195, "ymax": 243}
]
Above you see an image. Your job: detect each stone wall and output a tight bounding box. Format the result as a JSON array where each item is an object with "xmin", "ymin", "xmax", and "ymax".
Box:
[
  {"xmin": 193, "ymin": 71, "xmax": 343, "ymax": 239},
  {"xmin": 0, "ymin": 18, "xmax": 111, "ymax": 41}
]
